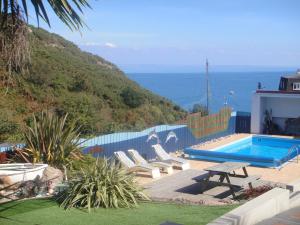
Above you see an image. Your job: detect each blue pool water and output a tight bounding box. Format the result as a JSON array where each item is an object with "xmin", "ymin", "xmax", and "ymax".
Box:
[{"xmin": 184, "ymin": 136, "xmax": 300, "ymax": 167}]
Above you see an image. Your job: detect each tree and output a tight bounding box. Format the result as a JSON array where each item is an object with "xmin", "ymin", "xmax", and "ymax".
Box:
[
  {"xmin": 190, "ymin": 103, "xmax": 208, "ymax": 116},
  {"xmin": 121, "ymin": 87, "xmax": 144, "ymax": 108},
  {"xmin": 0, "ymin": 0, "xmax": 90, "ymax": 30},
  {"xmin": 0, "ymin": 0, "xmax": 90, "ymax": 75}
]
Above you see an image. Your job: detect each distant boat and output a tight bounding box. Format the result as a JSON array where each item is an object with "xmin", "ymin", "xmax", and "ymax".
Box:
[{"xmin": 0, "ymin": 163, "xmax": 48, "ymax": 184}]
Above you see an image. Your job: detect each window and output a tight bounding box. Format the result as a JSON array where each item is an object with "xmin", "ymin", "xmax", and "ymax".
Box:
[{"xmin": 293, "ymin": 82, "xmax": 300, "ymax": 91}]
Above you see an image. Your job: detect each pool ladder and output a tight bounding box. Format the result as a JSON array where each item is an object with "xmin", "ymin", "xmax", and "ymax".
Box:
[{"xmin": 287, "ymin": 144, "xmax": 300, "ymax": 163}]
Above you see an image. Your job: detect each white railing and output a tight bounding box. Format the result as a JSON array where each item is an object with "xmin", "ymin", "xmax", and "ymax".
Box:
[{"xmin": 287, "ymin": 144, "xmax": 300, "ymax": 163}]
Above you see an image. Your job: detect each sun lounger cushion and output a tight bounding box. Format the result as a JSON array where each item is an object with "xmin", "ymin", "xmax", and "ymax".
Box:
[
  {"xmin": 128, "ymin": 149, "xmax": 173, "ymax": 174},
  {"xmin": 152, "ymin": 144, "xmax": 190, "ymax": 170},
  {"xmin": 114, "ymin": 151, "xmax": 161, "ymax": 178},
  {"xmin": 114, "ymin": 151, "xmax": 136, "ymax": 168}
]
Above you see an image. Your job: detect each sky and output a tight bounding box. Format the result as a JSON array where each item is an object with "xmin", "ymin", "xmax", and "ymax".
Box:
[{"xmin": 28, "ymin": 0, "xmax": 300, "ymax": 72}]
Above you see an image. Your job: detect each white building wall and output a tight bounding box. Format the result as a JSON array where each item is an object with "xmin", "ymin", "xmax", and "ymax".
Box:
[
  {"xmin": 251, "ymin": 92, "xmax": 300, "ymax": 134},
  {"xmin": 251, "ymin": 94, "xmax": 262, "ymax": 134},
  {"xmin": 264, "ymin": 97, "xmax": 300, "ymax": 118}
]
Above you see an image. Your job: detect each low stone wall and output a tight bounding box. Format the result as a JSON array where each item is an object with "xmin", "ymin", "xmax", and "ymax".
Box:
[
  {"xmin": 287, "ymin": 179, "xmax": 300, "ymax": 209},
  {"xmin": 207, "ymin": 188, "xmax": 290, "ymax": 225},
  {"xmin": 286, "ymin": 178, "xmax": 300, "ymax": 192}
]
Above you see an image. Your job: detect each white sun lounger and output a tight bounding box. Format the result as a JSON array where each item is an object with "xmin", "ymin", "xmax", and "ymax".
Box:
[
  {"xmin": 152, "ymin": 144, "xmax": 190, "ymax": 170},
  {"xmin": 127, "ymin": 149, "xmax": 173, "ymax": 174},
  {"xmin": 114, "ymin": 151, "xmax": 160, "ymax": 179}
]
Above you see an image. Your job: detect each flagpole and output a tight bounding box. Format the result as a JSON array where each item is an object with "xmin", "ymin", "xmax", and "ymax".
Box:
[{"xmin": 206, "ymin": 58, "xmax": 209, "ymax": 113}]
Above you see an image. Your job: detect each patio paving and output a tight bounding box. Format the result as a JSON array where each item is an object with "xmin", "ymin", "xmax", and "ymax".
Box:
[{"xmin": 143, "ymin": 169, "xmax": 275, "ymax": 205}]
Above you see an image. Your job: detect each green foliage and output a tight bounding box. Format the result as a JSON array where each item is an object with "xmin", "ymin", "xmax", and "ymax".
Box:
[
  {"xmin": 0, "ymin": 0, "xmax": 89, "ymax": 77},
  {"xmin": 70, "ymin": 154, "xmax": 96, "ymax": 171},
  {"xmin": 0, "ymin": 112, "xmax": 20, "ymax": 142},
  {"xmin": 190, "ymin": 104, "xmax": 209, "ymax": 116},
  {"xmin": 69, "ymin": 74, "xmax": 91, "ymax": 92},
  {"xmin": 58, "ymin": 159, "xmax": 149, "ymax": 211},
  {"xmin": 18, "ymin": 111, "xmax": 83, "ymax": 169},
  {"xmin": 263, "ymin": 109, "xmax": 281, "ymax": 135},
  {"xmin": 0, "ymin": 118, "xmax": 18, "ymax": 140},
  {"xmin": 121, "ymin": 87, "xmax": 144, "ymax": 108},
  {"xmin": 0, "ymin": 27, "xmax": 186, "ymax": 141},
  {"xmin": 0, "ymin": 0, "xmax": 89, "ymax": 31}
]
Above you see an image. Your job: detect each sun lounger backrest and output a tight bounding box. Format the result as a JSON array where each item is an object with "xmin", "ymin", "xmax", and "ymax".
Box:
[
  {"xmin": 152, "ymin": 144, "xmax": 171, "ymax": 161},
  {"xmin": 127, "ymin": 149, "xmax": 148, "ymax": 164},
  {"xmin": 114, "ymin": 151, "xmax": 135, "ymax": 168}
]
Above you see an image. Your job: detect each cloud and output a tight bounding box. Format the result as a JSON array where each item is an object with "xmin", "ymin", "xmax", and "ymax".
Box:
[
  {"xmin": 104, "ymin": 42, "xmax": 117, "ymax": 48},
  {"xmin": 95, "ymin": 32, "xmax": 158, "ymax": 38},
  {"xmin": 81, "ymin": 42, "xmax": 102, "ymax": 46},
  {"xmin": 79, "ymin": 42, "xmax": 118, "ymax": 48}
]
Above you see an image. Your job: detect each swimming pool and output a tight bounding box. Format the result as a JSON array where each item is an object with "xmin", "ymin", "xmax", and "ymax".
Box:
[{"xmin": 184, "ymin": 136, "xmax": 300, "ymax": 167}]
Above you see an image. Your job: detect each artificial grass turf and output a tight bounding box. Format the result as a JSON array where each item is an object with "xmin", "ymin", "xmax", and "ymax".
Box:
[{"xmin": 0, "ymin": 199, "xmax": 237, "ymax": 225}]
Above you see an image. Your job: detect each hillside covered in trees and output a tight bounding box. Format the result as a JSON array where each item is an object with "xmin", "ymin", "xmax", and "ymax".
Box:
[{"xmin": 0, "ymin": 27, "xmax": 186, "ymax": 142}]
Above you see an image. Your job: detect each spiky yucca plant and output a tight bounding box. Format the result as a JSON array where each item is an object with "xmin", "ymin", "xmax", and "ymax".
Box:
[
  {"xmin": 58, "ymin": 159, "xmax": 149, "ymax": 212},
  {"xmin": 18, "ymin": 111, "xmax": 83, "ymax": 169}
]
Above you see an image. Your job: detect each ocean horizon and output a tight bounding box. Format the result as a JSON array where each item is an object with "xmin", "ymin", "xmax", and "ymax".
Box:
[{"xmin": 126, "ymin": 71, "xmax": 293, "ymax": 113}]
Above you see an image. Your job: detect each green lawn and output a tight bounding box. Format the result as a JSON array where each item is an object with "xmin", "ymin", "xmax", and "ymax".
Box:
[{"xmin": 0, "ymin": 199, "xmax": 237, "ymax": 225}]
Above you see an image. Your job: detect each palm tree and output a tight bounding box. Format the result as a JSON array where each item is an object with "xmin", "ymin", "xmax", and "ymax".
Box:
[
  {"xmin": 0, "ymin": 0, "xmax": 90, "ymax": 75},
  {"xmin": 0, "ymin": 0, "xmax": 90, "ymax": 30}
]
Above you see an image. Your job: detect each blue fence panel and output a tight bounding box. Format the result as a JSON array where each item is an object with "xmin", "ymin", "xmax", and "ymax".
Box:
[
  {"xmin": 234, "ymin": 111, "xmax": 251, "ymax": 133},
  {"xmin": 0, "ymin": 143, "xmax": 25, "ymax": 152},
  {"xmin": 0, "ymin": 111, "xmax": 250, "ymax": 160},
  {"xmin": 81, "ymin": 111, "xmax": 241, "ymax": 159}
]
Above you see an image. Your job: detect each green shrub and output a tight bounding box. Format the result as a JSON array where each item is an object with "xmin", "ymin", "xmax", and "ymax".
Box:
[
  {"xmin": 0, "ymin": 118, "xmax": 18, "ymax": 135},
  {"xmin": 121, "ymin": 87, "xmax": 144, "ymax": 108},
  {"xmin": 0, "ymin": 114, "xmax": 19, "ymax": 142},
  {"xmin": 69, "ymin": 75, "xmax": 91, "ymax": 92},
  {"xmin": 173, "ymin": 105, "xmax": 181, "ymax": 111},
  {"xmin": 190, "ymin": 104, "xmax": 208, "ymax": 116},
  {"xmin": 58, "ymin": 159, "xmax": 149, "ymax": 212},
  {"xmin": 70, "ymin": 154, "xmax": 96, "ymax": 172}
]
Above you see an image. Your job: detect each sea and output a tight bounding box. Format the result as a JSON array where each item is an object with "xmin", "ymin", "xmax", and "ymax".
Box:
[{"xmin": 126, "ymin": 71, "xmax": 293, "ymax": 113}]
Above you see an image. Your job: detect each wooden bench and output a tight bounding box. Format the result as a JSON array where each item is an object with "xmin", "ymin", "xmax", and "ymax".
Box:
[
  {"xmin": 209, "ymin": 174, "xmax": 261, "ymax": 188},
  {"xmin": 194, "ymin": 173, "xmax": 261, "ymax": 189},
  {"xmin": 193, "ymin": 162, "xmax": 261, "ymax": 198}
]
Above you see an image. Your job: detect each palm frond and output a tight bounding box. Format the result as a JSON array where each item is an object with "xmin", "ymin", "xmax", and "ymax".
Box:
[{"xmin": 1, "ymin": 0, "xmax": 90, "ymax": 30}]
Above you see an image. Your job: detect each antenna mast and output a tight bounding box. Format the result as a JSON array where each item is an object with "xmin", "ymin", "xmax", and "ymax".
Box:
[{"xmin": 205, "ymin": 58, "xmax": 210, "ymax": 113}]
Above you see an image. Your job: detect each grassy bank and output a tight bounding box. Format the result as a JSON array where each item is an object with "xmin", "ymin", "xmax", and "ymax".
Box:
[{"xmin": 0, "ymin": 199, "xmax": 237, "ymax": 225}]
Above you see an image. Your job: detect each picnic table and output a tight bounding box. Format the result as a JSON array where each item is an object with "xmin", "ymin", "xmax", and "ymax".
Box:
[{"xmin": 193, "ymin": 162, "xmax": 261, "ymax": 198}]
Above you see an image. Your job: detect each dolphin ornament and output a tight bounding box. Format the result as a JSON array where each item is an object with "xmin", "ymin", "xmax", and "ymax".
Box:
[
  {"xmin": 165, "ymin": 131, "xmax": 178, "ymax": 144},
  {"xmin": 146, "ymin": 130, "xmax": 160, "ymax": 143}
]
